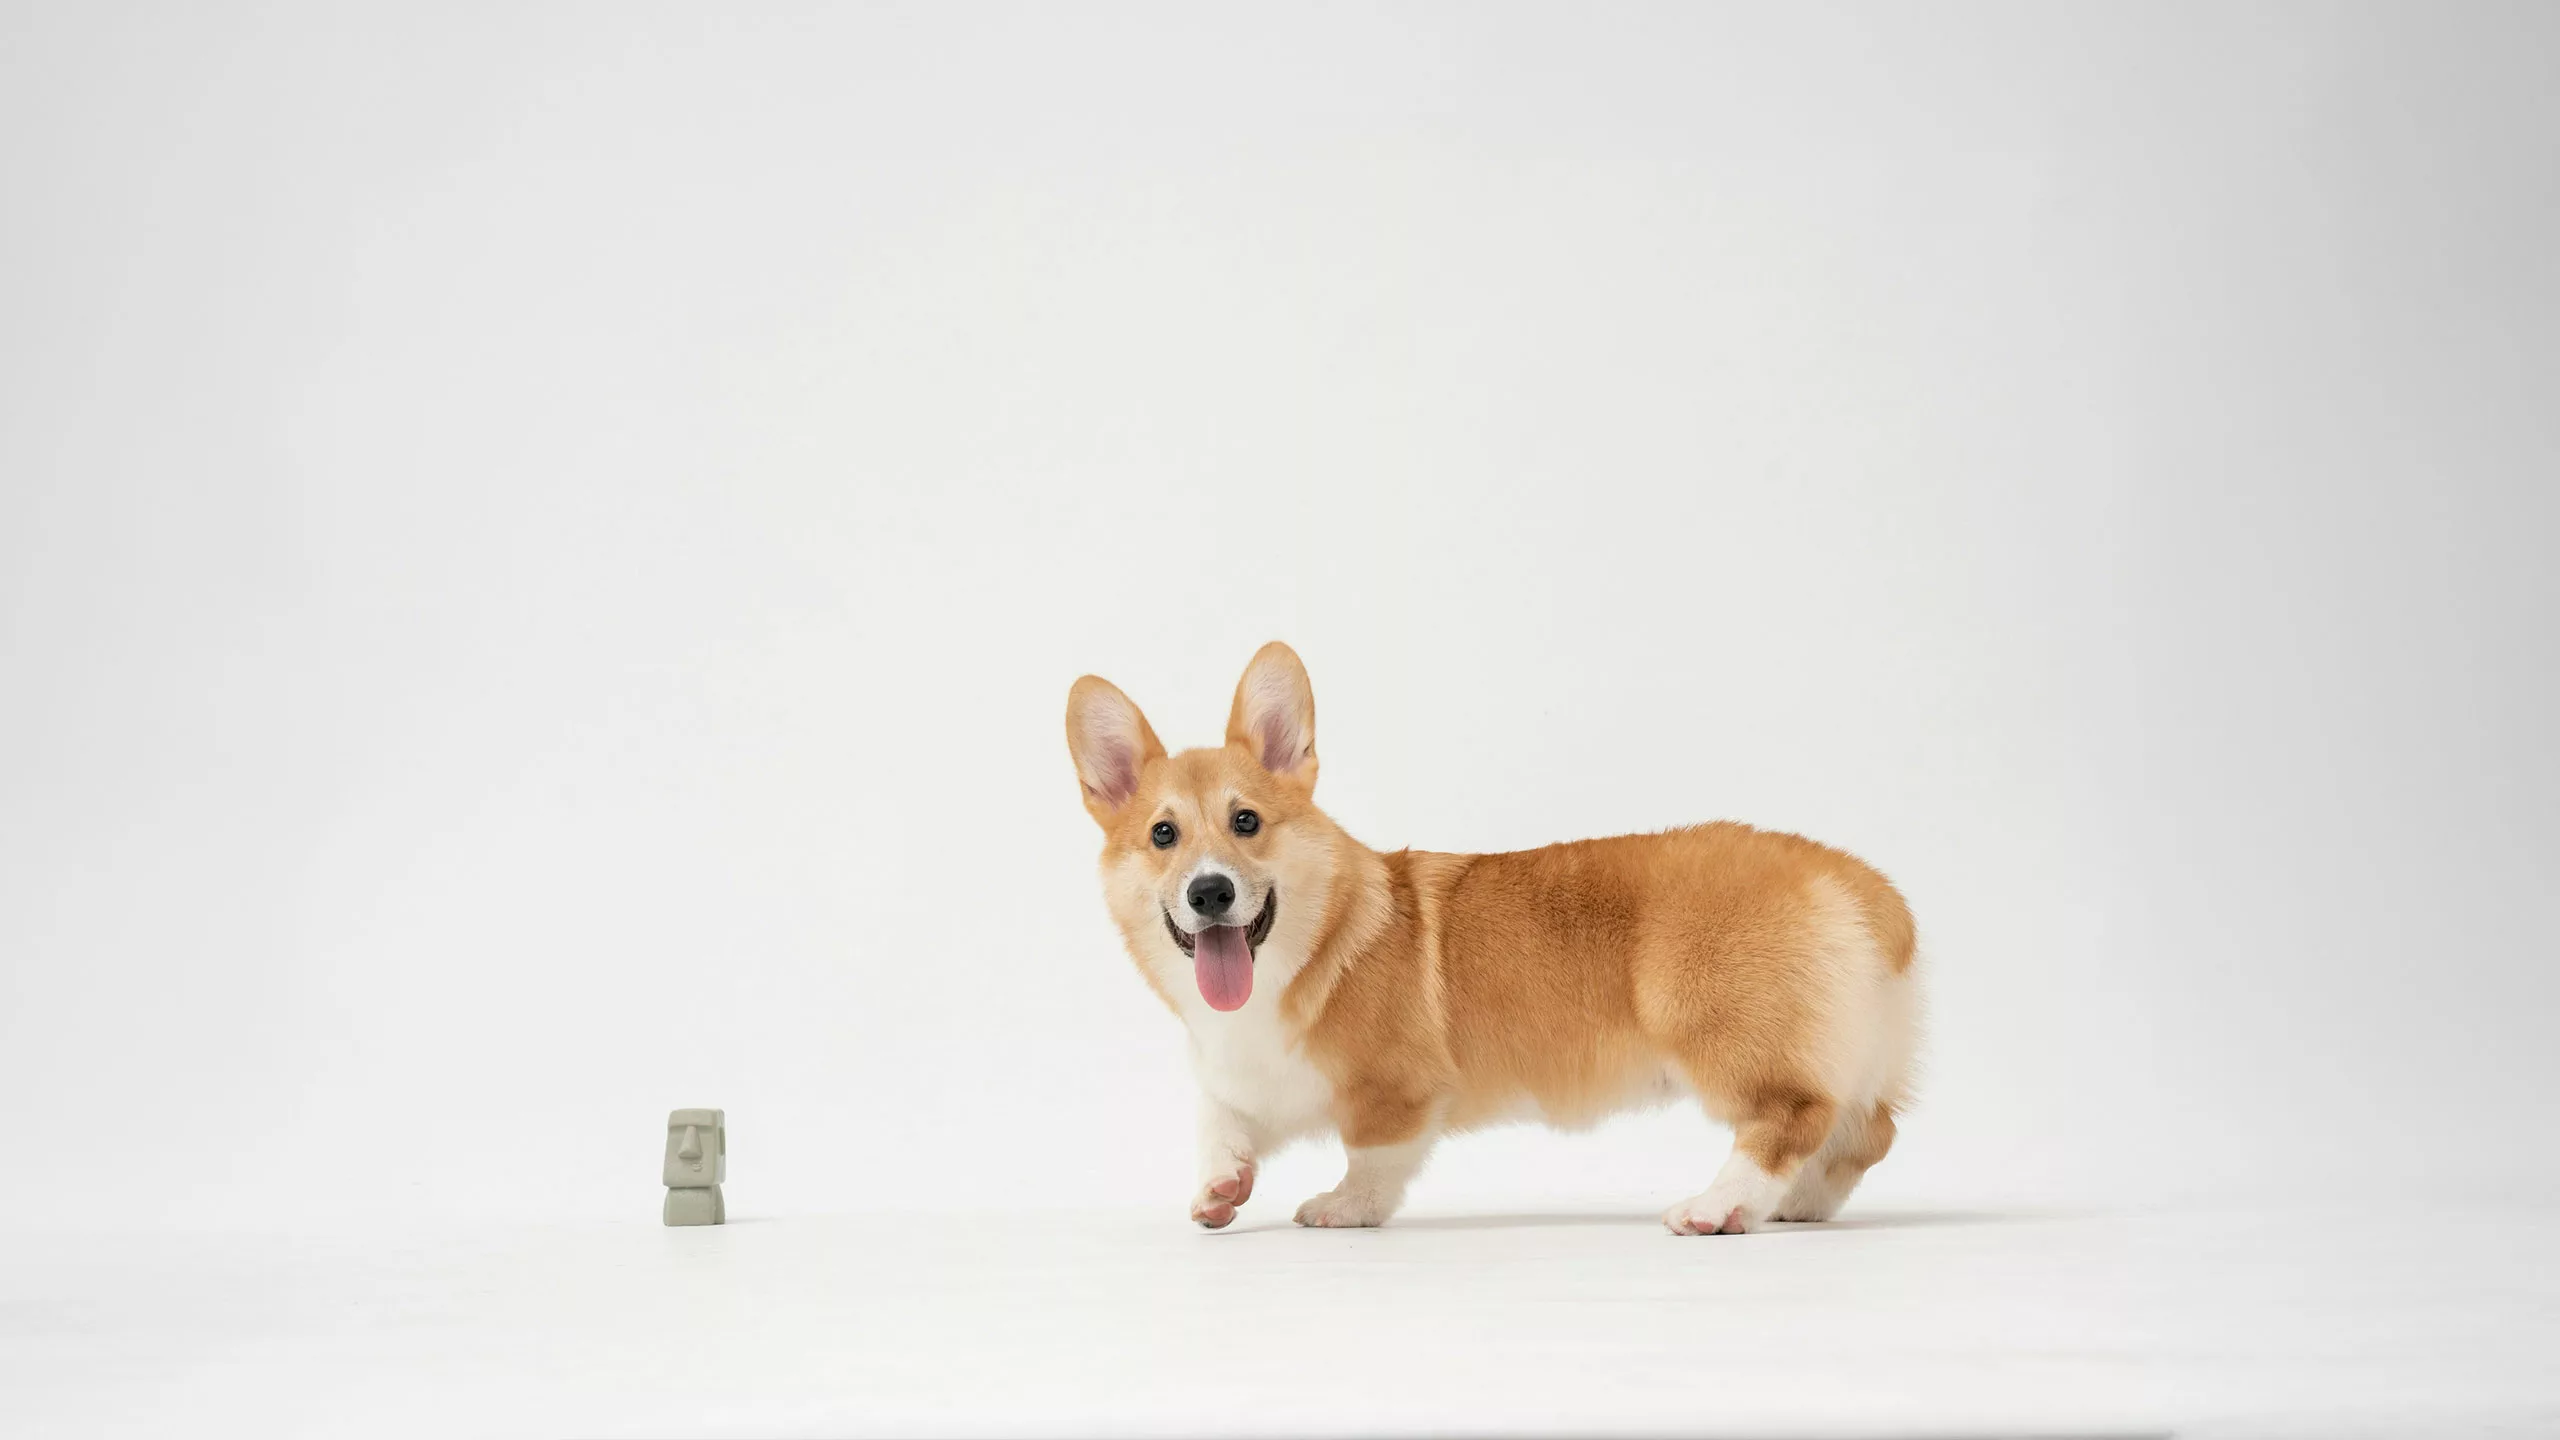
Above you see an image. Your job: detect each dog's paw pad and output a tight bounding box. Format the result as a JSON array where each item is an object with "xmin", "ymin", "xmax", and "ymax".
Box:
[
  {"xmin": 1207, "ymin": 1163, "xmax": 1255, "ymax": 1206},
  {"xmin": 1190, "ymin": 1162, "xmax": 1256, "ymax": 1227},
  {"xmin": 1662, "ymin": 1200, "xmax": 1755, "ymax": 1236}
]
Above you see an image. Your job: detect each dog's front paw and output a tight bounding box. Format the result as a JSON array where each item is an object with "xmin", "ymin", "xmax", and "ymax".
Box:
[
  {"xmin": 1189, "ymin": 1161, "xmax": 1256, "ymax": 1229},
  {"xmin": 1293, "ymin": 1189, "xmax": 1392, "ymax": 1228}
]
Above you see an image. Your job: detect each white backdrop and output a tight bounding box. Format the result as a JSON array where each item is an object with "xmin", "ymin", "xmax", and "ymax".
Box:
[{"xmin": 4, "ymin": 3, "xmax": 2554, "ymax": 1233}]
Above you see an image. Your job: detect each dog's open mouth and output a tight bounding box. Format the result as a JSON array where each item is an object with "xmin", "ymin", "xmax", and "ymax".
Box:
[{"xmin": 1165, "ymin": 890, "xmax": 1276, "ymax": 1012}]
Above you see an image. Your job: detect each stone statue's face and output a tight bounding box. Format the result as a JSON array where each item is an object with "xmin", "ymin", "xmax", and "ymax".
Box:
[{"xmin": 663, "ymin": 1112, "xmax": 724, "ymax": 1187}]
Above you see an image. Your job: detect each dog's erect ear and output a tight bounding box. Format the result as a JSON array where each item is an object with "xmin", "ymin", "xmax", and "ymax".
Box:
[
  {"xmin": 1066, "ymin": 676, "xmax": 1166, "ymax": 825},
  {"xmin": 1226, "ymin": 641, "xmax": 1318, "ymax": 793}
]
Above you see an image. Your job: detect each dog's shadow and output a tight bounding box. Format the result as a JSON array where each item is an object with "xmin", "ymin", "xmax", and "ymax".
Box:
[{"xmin": 1221, "ymin": 1208, "xmax": 2047, "ymax": 1235}]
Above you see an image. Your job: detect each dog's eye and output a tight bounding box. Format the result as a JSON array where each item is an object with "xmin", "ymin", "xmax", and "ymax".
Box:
[
  {"xmin": 1151, "ymin": 821, "xmax": 1178, "ymax": 849},
  {"xmin": 1232, "ymin": 810, "xmax": 1261, "ymax": 837}
]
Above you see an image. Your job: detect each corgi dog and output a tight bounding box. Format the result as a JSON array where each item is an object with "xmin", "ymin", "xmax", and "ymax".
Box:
[{"xmin": 1064, "ymin": 643, "xmax": 1919, "ymax": 1235}]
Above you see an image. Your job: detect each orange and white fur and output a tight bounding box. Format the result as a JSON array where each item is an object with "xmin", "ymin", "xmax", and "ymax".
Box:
[{"xmin": 1065, "ymin": 643, "xmax": 1919, "ymax": 1235}]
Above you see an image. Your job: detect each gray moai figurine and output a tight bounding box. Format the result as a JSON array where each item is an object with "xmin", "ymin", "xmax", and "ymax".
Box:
[{"xmin": 662, "ymin": 1107, "xmax": 726, "ymax": 1225}]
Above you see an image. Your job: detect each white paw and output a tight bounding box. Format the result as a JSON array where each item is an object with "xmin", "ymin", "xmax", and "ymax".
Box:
[
  {"xmin": 1769, "ymin": 1195, "xmax": 1843, "ymax": 1223},
  {"xmin": 1189, "ymin": 1161, "xmax": 1257, "ymax": 1229},
  {"xmin": 1293, "ymin": 1188, "xmax": 1393, "ymax": 1228},
  {"xmin": 1662, "ymin": 1185, "xmax": 1768, "ymax": 1236},
  {"xmin": 1769, "ymin": 1169, "xmax": 1847, "ymax": 1223}
]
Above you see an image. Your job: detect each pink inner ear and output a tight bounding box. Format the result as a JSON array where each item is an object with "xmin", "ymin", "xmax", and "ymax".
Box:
[
  {"xmin": 1258, "ymin": 717, "xmax": 1300, "ymax": 774},
  {"xmin": 1090, "ymin": 741, "xmax": 1136, "ymax": 808}
]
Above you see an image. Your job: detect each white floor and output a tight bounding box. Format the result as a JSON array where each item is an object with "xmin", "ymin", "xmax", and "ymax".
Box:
[{"xmin": 9, "ymin": 1202, "xmax": 2555, "ymax": 1438}]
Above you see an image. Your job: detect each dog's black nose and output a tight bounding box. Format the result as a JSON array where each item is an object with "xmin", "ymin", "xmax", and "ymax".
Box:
[{"xmin": 1187, "ymin": 873, "xmax": 1237, "ymax": 917}]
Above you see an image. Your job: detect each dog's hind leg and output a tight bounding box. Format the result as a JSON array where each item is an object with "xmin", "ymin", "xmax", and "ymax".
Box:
[
  {"xmin": 1661, "ymin": 1081, "xmax": 1837, "ymax": 1236},
  {"xmin": 1770, "ymin": 1100, "xmax": 1897, "ymax": 1223}
]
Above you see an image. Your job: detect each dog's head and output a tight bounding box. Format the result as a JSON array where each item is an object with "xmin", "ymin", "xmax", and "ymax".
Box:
[{"xmin": 1065, "ymin": 642, "xmax": 1333, "ymax": 1015}]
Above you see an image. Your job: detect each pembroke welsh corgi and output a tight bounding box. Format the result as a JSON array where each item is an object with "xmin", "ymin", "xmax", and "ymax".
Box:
[{"xmin": 1065, "ymin": 642, "xmax": 1920, "ymax": 1234}]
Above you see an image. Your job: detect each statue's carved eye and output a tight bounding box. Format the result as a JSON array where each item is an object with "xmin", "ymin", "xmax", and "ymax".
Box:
[
  {"xmin": 1232, "ymin": 810, "xmax": 1261, "ymax": 837},
  {"xmin": 1151, "ymin": 821, "xmax": 1178, "ymax": 849}
]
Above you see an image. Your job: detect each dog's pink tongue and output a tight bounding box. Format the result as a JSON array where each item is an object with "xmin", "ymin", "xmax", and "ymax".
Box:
[{"xmin": 1193, "ymin": 925, "xmax": 1253, "ymax": 1011}]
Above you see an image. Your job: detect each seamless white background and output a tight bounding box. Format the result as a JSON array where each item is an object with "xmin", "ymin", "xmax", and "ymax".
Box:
[{"xmin": 4, "ymin": 2, "xmax": 2555, "ymax": 1237}]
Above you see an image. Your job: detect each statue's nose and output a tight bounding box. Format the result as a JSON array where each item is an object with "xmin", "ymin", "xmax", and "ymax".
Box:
[{"xmin": 678, "ymin": 1125, "xmax": 702, "ymax": 1162}]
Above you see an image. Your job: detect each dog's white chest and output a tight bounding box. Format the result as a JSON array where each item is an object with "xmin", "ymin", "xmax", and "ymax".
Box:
[{"xmin": 1186, "ymin": 1003, "xmax": 1335, "ymax": 1140}]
